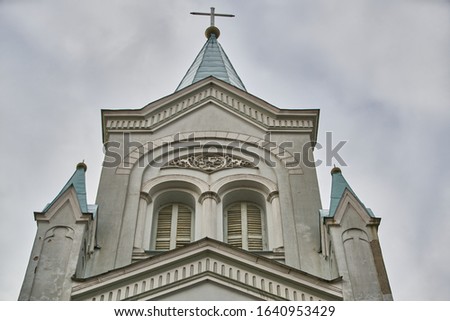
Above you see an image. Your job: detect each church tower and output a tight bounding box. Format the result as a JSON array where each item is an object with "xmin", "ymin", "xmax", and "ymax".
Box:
[{"xmin": 19, "ymin": 8, "xmax": 392, "ymax": 301}]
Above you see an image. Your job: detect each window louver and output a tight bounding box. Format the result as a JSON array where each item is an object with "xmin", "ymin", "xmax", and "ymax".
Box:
[
  {"xmin": 226, "ymin": 202, "xmax": 263, "ymax": 251},
  {"xmin": 247, "ymin": 204, "xmax": 263, "ymax": 251},
  {"xmin": 176, "ymin": 205, "xmax": 192, "ymax": 248},
  {"xmin": 227, "ymin": 203, "xmax": 243, "ymax": 249},
  {"xmin": 155, "ymin": 205, "xmax": 172, "ymax": 250}
]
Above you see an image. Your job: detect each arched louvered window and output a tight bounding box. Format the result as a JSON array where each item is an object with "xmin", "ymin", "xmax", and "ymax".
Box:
[
  {"xmin": 155, "ymin": 204, "xmax": 193, "ymax": 250},
  {"xmin": 225, "ymin": 202, "xmax": 263, "ymax": 251}
]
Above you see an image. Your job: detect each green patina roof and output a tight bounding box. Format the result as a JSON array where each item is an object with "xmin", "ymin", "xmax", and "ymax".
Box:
[
  {"xmin": 176, "ymin": 33, "xmax": 246, "ymax": 92},
  {"xmin": 42, "ymin": 163, "xmax": 88, "ymax": 213},
  {"xmin": 325, "ymin": 168, "xmax": 374, "ymax": 218}
]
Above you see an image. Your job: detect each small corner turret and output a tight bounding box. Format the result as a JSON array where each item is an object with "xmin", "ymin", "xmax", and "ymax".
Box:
[
  {"xmin": 19, "ymin": 162, "xmax": 97, "ymax": 300},
  {"xmin": 321, "ymin": 167, "xmax": 393, "ymax": 300}
]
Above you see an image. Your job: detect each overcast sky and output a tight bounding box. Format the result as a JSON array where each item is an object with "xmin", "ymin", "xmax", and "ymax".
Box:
[{"xmin": 1, "ymin": 0, "xmax": 449, "ymax": 301}]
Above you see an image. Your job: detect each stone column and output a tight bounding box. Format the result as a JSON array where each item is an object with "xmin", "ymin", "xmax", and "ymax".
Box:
[
  {"xmin": 199, "ymin": 191, "xmax": 221, "ymax": 240},
  {"xmin": 267, "ymin": 191, "xmax": 283, "ymax": 249}
]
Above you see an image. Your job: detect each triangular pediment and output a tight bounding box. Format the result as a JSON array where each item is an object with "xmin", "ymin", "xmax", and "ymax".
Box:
[
  {"xmin": 102, "ymin": 77, "xmax": 319, "ymax": 143},
  {"xmin": 34, "ymin": 186, "xmax": 92, "ymax": 224},
  {"xmin": 150, "ymin": 277, "xmax": 263, "ymax": 301},
  {"xmin": 71, "ymin": 238, "xmax": 342, "ymax": 301},
  {"xmin": 331, "ymin": 189, "xmax": 380, "ymax": 226}
]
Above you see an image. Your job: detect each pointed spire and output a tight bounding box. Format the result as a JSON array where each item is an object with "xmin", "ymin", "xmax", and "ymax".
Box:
[
  {"xmin": 42, "ymin": 162, "xmax": 88, "ymax": 213},
  {"xmin": 176, "ymin": 8, "xmax": 246, "ymax": 92},
  {"xmin": 327, "ymin": 167, "xmax": 375, "ymax": 218},
  {"xmin": 329, "ymin": 167, "xmax": 354, "ymax": 217}
]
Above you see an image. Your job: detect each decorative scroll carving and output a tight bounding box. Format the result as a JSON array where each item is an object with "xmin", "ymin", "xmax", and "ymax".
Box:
[{"xmin": 164, "ymin": 154, "xmax": 256, "ymax": 173}]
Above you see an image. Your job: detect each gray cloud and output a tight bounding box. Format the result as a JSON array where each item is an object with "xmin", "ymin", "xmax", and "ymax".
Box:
[{"xmin": 1, "ymin": 0, "xmax": 449, "ymax": 300}]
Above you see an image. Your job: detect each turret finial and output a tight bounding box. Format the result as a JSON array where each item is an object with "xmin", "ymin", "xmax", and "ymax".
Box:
[
  {"xmin": 331, "ymin": 166, "xmax": 341, "ymax": 175},
  {"xmin": 76, "ymin": 161, "xmax": 87, "ymax": 172}
]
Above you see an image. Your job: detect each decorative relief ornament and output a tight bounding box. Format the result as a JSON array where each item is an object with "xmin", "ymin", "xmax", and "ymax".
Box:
[{"xmin": 165, "ymin": 154, "xmax": 255, "ymax": 173}]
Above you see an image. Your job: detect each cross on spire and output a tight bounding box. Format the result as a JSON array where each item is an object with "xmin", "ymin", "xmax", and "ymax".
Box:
[{"xmin": 190, "ymin": 7, "xmax": 234, "ymax": 27}]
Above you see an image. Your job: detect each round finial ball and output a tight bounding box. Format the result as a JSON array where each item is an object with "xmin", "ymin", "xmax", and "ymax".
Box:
[
  {"xmin": 331, "ymin": 166, "xmax": 341, "ymax": 175},
  {"xmin": 205, "ymin": 26, "xmax": 220, "ymax": 39},
  {"xmin": 76, "ymin": 162, "xmax": 87, "ymax": 172}
]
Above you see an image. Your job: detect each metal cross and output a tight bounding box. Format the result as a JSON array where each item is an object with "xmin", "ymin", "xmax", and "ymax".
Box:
[{"xmin": 190, "ymin": 7, "xmax": 234, "ymax": 26}]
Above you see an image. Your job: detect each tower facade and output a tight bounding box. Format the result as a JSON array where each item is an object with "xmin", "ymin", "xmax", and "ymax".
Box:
[{"xmin": 19, "ymin": 13, "xmax": 392, "ymax": 301}]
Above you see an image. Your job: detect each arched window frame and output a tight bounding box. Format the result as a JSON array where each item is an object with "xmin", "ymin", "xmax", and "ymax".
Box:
[
  {"xmin": 148, "ymin": 189, "xmax": 198, "ymax": 251},
  {"xmin": 139, "ymin": 171, "xmax": 282, "ymax": 253}
]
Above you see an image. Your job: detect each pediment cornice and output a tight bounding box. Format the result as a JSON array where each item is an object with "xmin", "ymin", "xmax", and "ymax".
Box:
[
  {"xmin": 72, "ymin": 238, "xmax": 341, "ymax": 301},
  {"xmin": 324, "ymin": 189, "xmax": 381, "ymax": 227},
  {"xmin": 101, "ymin": 78, "xmax": 319, "ymax": 143},
  {"xmin": 34, "ymin": 187, "xmax": 92, "ymax": 223}
]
